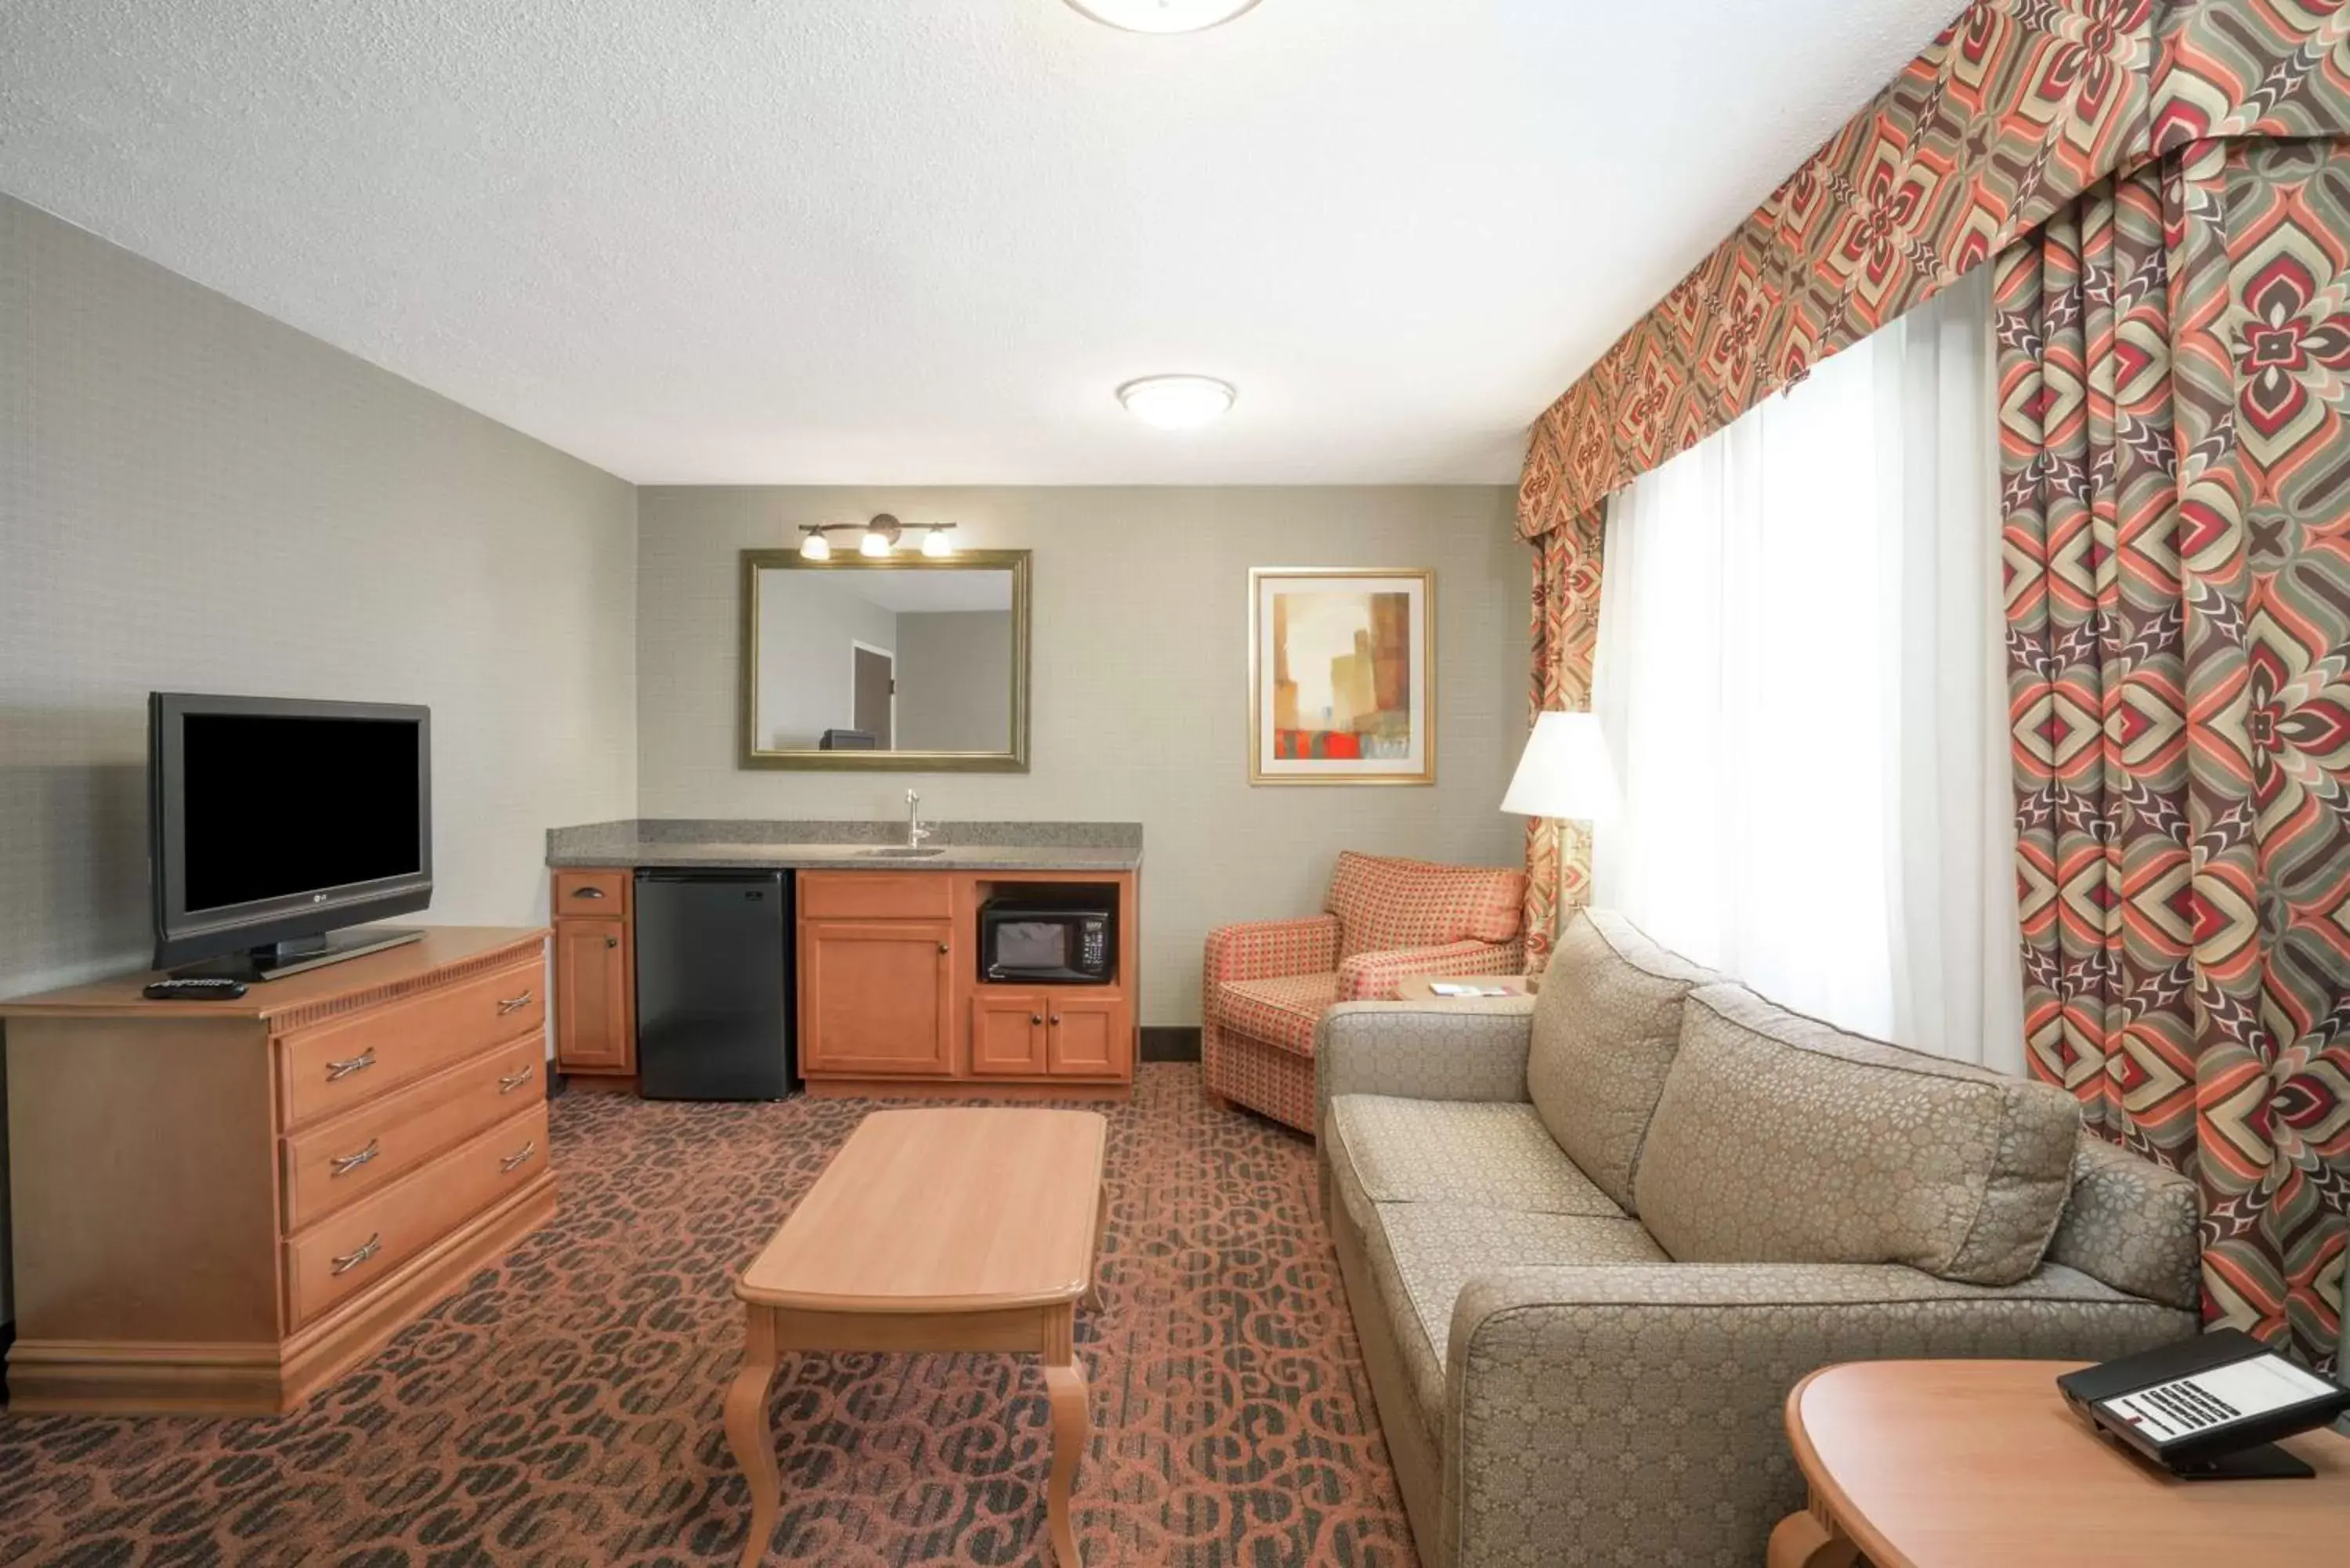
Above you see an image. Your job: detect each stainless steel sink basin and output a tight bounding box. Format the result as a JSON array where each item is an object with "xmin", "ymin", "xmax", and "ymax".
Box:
[{"xmin": 855, "ymin": 846, "xmax": 947, "ymax": 858}]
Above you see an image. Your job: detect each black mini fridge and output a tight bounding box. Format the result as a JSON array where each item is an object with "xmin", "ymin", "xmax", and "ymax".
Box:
[{"xmin": 633, "ymin": 869, "xmax": 797, "ymax": 1100}]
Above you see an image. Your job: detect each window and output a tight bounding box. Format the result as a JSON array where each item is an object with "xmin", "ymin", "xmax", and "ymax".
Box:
[{"xmin": 1589, "ymin": 267, "xmax": 2024, "ymax": 1069}]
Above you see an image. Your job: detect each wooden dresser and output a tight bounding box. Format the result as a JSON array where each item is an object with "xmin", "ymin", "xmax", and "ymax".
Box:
[{"xmin": 0, "ymin": 927, "xmax": 557, "ymax": 1415}]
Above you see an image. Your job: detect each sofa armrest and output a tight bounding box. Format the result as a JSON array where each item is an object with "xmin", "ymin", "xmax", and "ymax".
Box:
[
  {"xmin": 1313, "ymin": 998, "xmax": 1535, "ymax": 1139},
  {"xmin": 1336, "ymin": 938, "xmax": 1527, "ymax": 1000},
  {"xmin": 1202, "ymin": 914, "xmax": 1341, "ymax": 985},
  {"xmin": 1441, "ymin": 1263, "xmax": 2196, "ymax": 1568}
]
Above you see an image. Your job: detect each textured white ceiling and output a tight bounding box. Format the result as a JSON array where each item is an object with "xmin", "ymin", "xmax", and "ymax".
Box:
[{"xmin": 0, "ymin": 0, "xmax": 1962, "ymax": 484}]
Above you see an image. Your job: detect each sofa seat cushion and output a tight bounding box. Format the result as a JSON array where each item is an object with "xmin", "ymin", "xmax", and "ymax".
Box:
[
  {"xmin": 1636, "ymin": 984, "xmax": 2081, "ymax": 1287},
  {"xmin": 1527, "ymin": 909, "xmax": 1722, "ymax": 1212},
  {"xmin": 1328, "ymin": 1094, "xmax": 1623, "ymax": 1218},
  {"xmin": 1214, "ymin": 971, "xmax": 1340, "ymax": 1055},
  {"xmin": 1365, "ymin": 1203, "xmax": 1668, "ymax": 1432}
]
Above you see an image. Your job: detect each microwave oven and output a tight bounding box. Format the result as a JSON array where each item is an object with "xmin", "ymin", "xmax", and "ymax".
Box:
[{"xmin": 978, "ymin": 898, "xmax": 1114, "ymax": 985}]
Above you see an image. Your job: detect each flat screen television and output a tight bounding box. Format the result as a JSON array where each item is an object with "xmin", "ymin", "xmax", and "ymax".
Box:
[{"xmin": 149, "ymin": 692, "xmax": 433, "ymax": 977}]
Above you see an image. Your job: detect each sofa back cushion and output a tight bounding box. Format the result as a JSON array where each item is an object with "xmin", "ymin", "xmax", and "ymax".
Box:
[
  {"xmin": 1525, "ymin": 909, "xmax": 1719, "ymax": 1211},
  {"xmin": 1634, "ymin": 984, "xmax": 2080, "ymax": 1286},
  {"xmin": 2044, "ymin": 1129, "xmax": 2201, "ymax": 1310},
  {"xmin": 1322, "ymin": 851, "xmax": 1524, "ymax": 959}
]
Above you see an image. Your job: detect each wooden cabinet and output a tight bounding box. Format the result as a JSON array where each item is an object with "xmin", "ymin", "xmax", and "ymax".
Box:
[
  {"xmin": 972, "ymin": 995, "xmax": 1050, "ymax": 1076},
  {"xmin": 551, "ymin": 869, "xmax": 634, "ymax": 1075},
  {"xmin": 0, "ymin": 927, "xmax": 557, "ymax": 1414},
  {"xmin": 797, "ymin": 868, "xmax": 1137, "ymax": 1098},
  {"xmin": 800, "ymin": 918, "xmax": 954, "ymax": 1075}
]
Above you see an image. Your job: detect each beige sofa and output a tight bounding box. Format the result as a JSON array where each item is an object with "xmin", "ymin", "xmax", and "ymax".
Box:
[{"xmin": 1318, "ymin": 909, "xmax": 2201, "ymax": 1568}]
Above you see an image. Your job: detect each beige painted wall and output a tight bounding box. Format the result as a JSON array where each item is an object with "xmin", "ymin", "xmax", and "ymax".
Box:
[
  {"xmin": 0, "ymin": 194, "xmax": 640, "ymax": 1322},
  {"xmin": 638, "ymin": 486, "xmax": 1528, "ymax": 1024}
]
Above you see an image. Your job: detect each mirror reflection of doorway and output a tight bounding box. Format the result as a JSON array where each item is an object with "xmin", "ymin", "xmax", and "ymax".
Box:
[{"xmin": 851, "ymin": 641, "xmax": 895, "ymax": 749}]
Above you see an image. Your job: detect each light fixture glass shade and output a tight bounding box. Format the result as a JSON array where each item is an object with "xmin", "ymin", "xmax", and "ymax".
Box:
[
  {"xmin": 798, "ymin": 530, "xmax": 830, "ymax": 561},
  {"xmin": 1501, "ymin": 711, "xmax": 1618, "ymax": 822},
  {"xmin": 1117, "ymin": 374, "xmax": 1236, "ymax": 429},
  {"xmin": 1065, "ymin": 0, "xmax": 1262, "ymax": 34},
  {"xmin": 859, "ymin": 528, "xmax": 892, "ymax": 558},
  {"xmin": 920, "ymin": 529, "xmax": 955, "ymax": 558}
]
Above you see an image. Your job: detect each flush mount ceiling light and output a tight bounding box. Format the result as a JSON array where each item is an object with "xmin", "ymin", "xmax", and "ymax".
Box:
[
  {"xmin": 1064, "ymin": 0, "xmax": 1263, "ymax": 34},
  {"xmin": 1116, "ymin": 374, "xmax": 1236, "ymax": 431}
]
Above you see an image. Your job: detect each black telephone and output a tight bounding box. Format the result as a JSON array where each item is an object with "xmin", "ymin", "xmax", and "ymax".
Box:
[{"xmin": 2059, "ymin": 1328, "xmax": 2350, "ymax": 1479}]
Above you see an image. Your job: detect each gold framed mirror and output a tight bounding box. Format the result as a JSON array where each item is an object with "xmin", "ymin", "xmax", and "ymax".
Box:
[{"xmin": 739, "ymin": 548, "xmax": 1031, "ymax": 771}]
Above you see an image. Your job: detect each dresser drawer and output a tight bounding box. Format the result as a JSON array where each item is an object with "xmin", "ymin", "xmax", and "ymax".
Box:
[
  {"xmin": 282, "ymin": 1035, "xmax": 545, "ymax": 1231},
  {"xmin": 798, "ymin": 869, "xmax": 954, "ymax": 920},
  {"xmin": 279, "ymin": 956, "xmax": 544, "ymax": 1129},
  {"xmin": 284, "ymin": 1102, "xmax": 548, "ymax": 1329}
]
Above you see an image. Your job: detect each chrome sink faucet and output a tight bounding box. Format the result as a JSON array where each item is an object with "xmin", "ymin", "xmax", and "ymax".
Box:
[{"xmin": 906, "ymin": 789, "xmax": 933, "ymax": 849}]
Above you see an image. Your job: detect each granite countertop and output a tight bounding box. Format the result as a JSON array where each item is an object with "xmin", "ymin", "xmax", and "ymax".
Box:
[{"xmin": 546, "ymin": 818, "xmax": 1143, "ymax": 873}]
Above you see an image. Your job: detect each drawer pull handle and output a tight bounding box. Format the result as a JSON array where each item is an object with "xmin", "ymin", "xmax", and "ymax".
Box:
[
  {"xmin": 497, "ymin": 990, "xmax": 534, "ymax": 1015},
  {"xmin": 325, "ymin": 1050, "xmax": 375, "ymax": 1082},
  {"xmin": 572, "ymin": 886, "xmax": 606, "ymax": 899},
  {"xmin": 497, "ymin": 1067, "xmax": 534, "ymax": 1093},
  {"xmin": 330, "ymin": 1140, "xmax": 381, "ymax": 1177},
  {"xmin": 331, "ymin": 1234, "xmax": 382, "ymax": 1275},
  {"xmin": 500, "ymin": 1140, "xmax": 537, "ymax": 1174}
]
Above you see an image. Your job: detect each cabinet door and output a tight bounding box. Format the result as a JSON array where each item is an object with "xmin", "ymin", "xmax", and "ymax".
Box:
[
  {"xmin": 1046, "ymin": 995, "xmax": 1124, "ymax": 1078},
  {"xmin": 801, "ymin": 920, "xmax": 953, "ymax": 1075},
  {"xmin": 554, "ymin": 918, "xmax": 633, "ymax": 1073},
  {"xmin": 971, "ymin": 995, "xmax": 1048, "ymax": 1076}
]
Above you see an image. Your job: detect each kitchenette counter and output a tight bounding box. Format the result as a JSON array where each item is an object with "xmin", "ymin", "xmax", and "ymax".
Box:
[{"xmin": 545, "ymin": 818, "xmax": 1144, "ymax": 873}]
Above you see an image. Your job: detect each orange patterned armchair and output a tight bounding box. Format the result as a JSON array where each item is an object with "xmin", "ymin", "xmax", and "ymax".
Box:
[{"xmin": 1202, "ymin": 851, "xmax": 1528, "ymax": 1133}]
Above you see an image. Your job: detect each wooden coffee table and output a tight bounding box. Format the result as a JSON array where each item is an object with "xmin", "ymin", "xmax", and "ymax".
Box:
[
  {"xmin": 1771, "ymin": 1359, "xmax": 2350, "ymax": 1567},
  {"xmin": 725, "ymin": 1107, "xmax": 1109, "ymax": 1568}
]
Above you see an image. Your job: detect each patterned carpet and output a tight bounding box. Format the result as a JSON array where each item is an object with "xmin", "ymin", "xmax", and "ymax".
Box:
[{"xmin": 0, "ymin": 1065, "xmax": 1418, "ymax": 1567}]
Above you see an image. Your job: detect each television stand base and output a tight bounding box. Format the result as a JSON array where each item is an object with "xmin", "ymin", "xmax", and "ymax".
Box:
[{"xmin": 172, "ymin": 924, "xmax": 426, "ymax": 982}]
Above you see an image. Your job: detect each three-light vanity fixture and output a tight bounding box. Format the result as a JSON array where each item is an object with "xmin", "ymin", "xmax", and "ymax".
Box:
[{"xmin": 797, "ymin": 515, "xmax": 958, "ymax": 562}]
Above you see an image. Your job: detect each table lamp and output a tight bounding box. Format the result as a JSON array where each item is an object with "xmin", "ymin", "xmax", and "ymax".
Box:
[{"xmin": 1502, "ymin": 711, "xmax": 1619, "ymax": 954}]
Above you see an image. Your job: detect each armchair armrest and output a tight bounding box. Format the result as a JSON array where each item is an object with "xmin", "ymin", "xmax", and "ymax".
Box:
[
  {"xmin": 1441, "ymin": 1263, "xmax": 2196, "ymax": 1567},
  {"xmin": 1336, "ymin": 937, "xmax": 1526, "ymax": 1000},
  {"xmin": 1202, "ymin": 914, "xmax": 1340, "ymax": 984},
  {"xmin": 1313, "ymin": 997, "xmax": 1535, "ymax": 1138}
]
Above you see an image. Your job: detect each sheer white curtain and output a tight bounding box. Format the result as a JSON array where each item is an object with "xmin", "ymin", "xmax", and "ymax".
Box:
[{"xmin": 1589, "ymin": 266, "xmax": 2025, "ymax": 1071}]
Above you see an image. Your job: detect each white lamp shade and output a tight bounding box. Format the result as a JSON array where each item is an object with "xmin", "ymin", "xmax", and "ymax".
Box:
[{"xmin": 1501, "ymin": 711, "xmax": 1618, "ymax": 822}]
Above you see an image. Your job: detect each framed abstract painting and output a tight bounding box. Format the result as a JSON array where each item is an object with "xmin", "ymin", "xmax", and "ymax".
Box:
[{"xmin": 1249, "ymin": 567, "xmax": 1435, "ymax": 785}]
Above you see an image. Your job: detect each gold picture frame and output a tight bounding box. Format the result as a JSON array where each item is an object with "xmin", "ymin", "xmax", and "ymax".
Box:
[
  {"xmin": 1248, "ymin": 566, "xmax": 1436, "ymax": 786},
  {"xmin": 739, "ymin": 548, "xmax": 1032, "ymax": 772}
]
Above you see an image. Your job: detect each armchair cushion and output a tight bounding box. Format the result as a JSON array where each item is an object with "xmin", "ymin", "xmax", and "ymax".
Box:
[
  {"xmin": 1636, "ymin": 984, "xmax": 2079, "ymax": 1288},
  {"xmin": 1328, "ymin": 1094, "xmax": 1622, "ymax": 1218},
  {"xmin": 1213, "ymin": 971, "xmax": 1339, "ymax": 1055},
  {"xmin": 1338, "ymin": 937, "xmax": 1525, "ymax": 1001},
  {"xmin": 1325, "ymin": 851, "xmax": 1525, "ymax": 959}
]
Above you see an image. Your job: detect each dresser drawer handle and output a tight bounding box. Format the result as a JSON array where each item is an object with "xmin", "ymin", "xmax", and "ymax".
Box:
[
  {"xmin": 330, "ymin": 1234, "xmax": 382, "ymax": 1275},
  {"xmin": 570, "ymin": 886, "xmax": 606, "ymax": 899},
  {"xmin": 325, "ymin": 1050, "xmax": 375, "ymax": 1082},
  {"xmin": 330, "ymin": 1139, "xmax": 381, "ymax": 1177},
  {"xmin": 500, "ymin": 1140, "xmax": 537, "ymax": 1174},
  {"xmin": 497, "ymin": 990, "xmax": 534, "ymax": 1015},
  {"xmin": 497, "ymin": 1067, "xmax": 534, "ymax": 1093}
]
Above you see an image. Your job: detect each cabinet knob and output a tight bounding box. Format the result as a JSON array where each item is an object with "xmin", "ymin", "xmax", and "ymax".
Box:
[
  {"xmin": 938, "ymin": 941, "xmax": 950, "ymax": 954},
  {"xmin": 1032, "ymin": 1013, "xmax": 1043, "ymax": 1025},
  {"xmin": 606, "ymin": 934, "xmax": 619, "ymax": 949},
  {"xmin": 1051, "ymin": 1015, "xmax": 1062, "ymax": 1024}
]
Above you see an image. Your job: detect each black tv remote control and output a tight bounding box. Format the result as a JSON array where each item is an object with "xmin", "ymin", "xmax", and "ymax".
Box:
[{"xmin": 143, "ymin": 977, "xmax": 250, "ymax": 999}]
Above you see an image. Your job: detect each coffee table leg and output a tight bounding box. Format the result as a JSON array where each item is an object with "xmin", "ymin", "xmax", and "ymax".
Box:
[
  {"xmin": 725, "ymin": 1306, "xmax": 784, "ymax": 1568},
  {"xmin": 1083, "ymin": 1187, "xmax": 1108, "ymax": 1313},
  {"xmin": 1043, "ymin": 1306, "xmax": 1089, "ymax": 1567}
]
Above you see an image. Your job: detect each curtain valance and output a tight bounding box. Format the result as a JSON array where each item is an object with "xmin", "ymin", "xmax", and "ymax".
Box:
[{"xmin": 1515, "ymin": 0, "xmax": 2350, "ymax": 542}]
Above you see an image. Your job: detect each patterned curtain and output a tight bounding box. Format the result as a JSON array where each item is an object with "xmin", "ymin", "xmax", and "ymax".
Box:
[
  {"xmin": 1520, "ymin": 506, "xmax": 1607, "ymax": 969},
  {"xmin": 1997, "ymin": 142, "xmax": 2350, "ymax": 1372}
]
